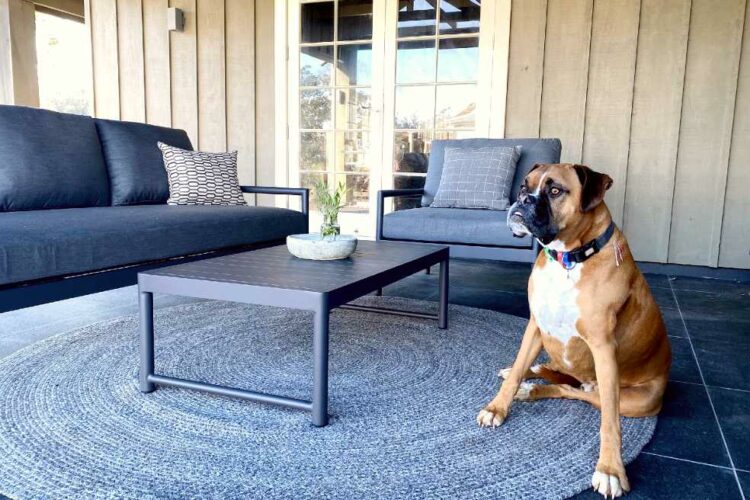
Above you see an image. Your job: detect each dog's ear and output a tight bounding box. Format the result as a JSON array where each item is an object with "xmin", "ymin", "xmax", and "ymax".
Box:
[
  {"xmin": 573, "ymin": 164, "xmax": 613, "ymax": 212},
  {"xmin": 528, "ymin": 163, "xmax": 544, "ymax": 174}
]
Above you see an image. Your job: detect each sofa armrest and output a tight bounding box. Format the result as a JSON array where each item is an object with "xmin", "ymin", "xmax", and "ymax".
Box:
[
  {"xmin": 376, "ymin": 188, "xmax": 425, "ymax": 240},
  {"xmin": 241, "ymin": 185, "xmax": 310, "ymax": 232}
]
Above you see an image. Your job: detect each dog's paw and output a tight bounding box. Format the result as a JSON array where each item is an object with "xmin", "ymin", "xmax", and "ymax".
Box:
[
  {"xmin": 497, "ymin": 367, "xmax": 512, "ymax": 379},
  {"xmin": 514, "ymin": 382, "xmax": 536, "ymax": 401},
  {"xmin": 591, "ymin": 469, "xmax": 630, "ymax": 498},
  {"xmin": 476, "ymin": 406, "xmax": 507, "ymax": 428},
  {"xmin": 581, "ymin": 381, "xmax": 597, "ymax": 393}
]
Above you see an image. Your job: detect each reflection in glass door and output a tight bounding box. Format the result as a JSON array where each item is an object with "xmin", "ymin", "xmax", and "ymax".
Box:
[
  {"xmin": 296, "ymin": 0, "xmax": 376, "ymax": 235},
  {"xmin": 390, "ymin": 0, "xmax": 483, "ymax": 209}
]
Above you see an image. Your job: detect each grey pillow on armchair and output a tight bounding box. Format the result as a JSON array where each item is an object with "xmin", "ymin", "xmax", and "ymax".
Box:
[{"xmin": 430, "ymin": 145, "xmax": 521, "ymax": 210}]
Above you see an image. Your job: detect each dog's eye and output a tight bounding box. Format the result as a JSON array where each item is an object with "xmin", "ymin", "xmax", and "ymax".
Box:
[{"xmin": 549, "ymin": 187, "xmax": 562, "ymax": 197}]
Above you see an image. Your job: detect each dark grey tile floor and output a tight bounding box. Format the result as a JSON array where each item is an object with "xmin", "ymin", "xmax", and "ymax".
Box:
[{"xmin": 0, "ymin": 258, "xmax": 748, "ymax": 499}]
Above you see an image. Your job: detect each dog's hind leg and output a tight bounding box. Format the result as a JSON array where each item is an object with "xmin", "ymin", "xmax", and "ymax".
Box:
[{"xmin": 498, "ymin": 363, "xmax": 581, "ymax": 386}]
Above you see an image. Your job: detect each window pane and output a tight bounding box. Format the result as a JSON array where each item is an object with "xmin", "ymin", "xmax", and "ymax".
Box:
[
  {"xmin": 300, "ymin": 88, "xmax": 332, "ymax": 129},
  {"xmin": 337, "ymin": 174, "xmax": 369, "ymax": 213},
  {"xmin": 393, "ymin": 175, "xmax": 425, "ymax": 210},
  {"xmin": 395, "ymin": 86, "xmax": 435, "ymax": 129},
  {"xmin": 336, "ymin": 88, "xmax": 371, "ymax": 129},
  {"xmin": 396, "ymin": 40, "xmax": 435, "ymax": 84},
  {"xmin": 338, "ymin": 0, "xmax": 373, "ymax": 41},
  {"xmin": 397, "ymin": 0, "xmax": 436, "ymax": 37},
  {"xmin": 439, "ymin": 0, "xmax": 481, "ymax": 35},
  {"xmin": 301, "ymin": 1, "xmax": 334, "ymax": 43},
  {"xmin": 435, "ymin": 84, "xmax": 476, "ymax": 129},
  {"xmin": 437, "ymin": 38, "xmax": 479, "ymax": 82},
  {"xmin": 35, "ymin": 11, "xmax": 92, "ymax": 115},
  {"xmin": 301, "ymin": 46, "xmax": 333, "ymax": 86},
  {"xmin": 434, "ymin": 130, "xmax": 477, "ymax": 140},
  {"xmin": 336, "ymin": 44, "xmax": 372, "ymax": 86},
  {"xmin": 300, "ymin": 132, "xmax": 330, "ymax": 171},
  {"xmin": 336, "ymin": 131, "xmax": 370, "ymax": 172},
  {"xmin": 394, "ymin": 131, "xmax": 430, "ymax": 173},
  {"xmin": 300, "ymin": 172, "xmax": 330, "ymax": 211}
]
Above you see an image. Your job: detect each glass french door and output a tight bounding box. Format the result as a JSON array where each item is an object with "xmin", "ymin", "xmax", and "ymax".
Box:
[{"xmin": 288, "ymin": 0, "xmax": 488, "ymax": 236}]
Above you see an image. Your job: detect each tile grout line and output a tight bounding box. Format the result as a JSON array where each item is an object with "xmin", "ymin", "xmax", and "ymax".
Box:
[
  {"xmin": 641, "ymin": 451, "xmax": 734, "ymax": 472},
  {"xmin": 671, "ymin": 379, "xmax": 750, "ymax": 395},
  {"xmin": 669, "ymin": 278, "xmax": 746, "ymax": 499}
]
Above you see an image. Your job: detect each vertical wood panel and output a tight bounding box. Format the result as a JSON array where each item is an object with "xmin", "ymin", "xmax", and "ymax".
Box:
[
  {"xmin": 582, "ymin": 0, "xmax": 640, "ymax": 226},
  {"xmin": 143, "ymin": 0, "xmax": 171, "ymax": 127},
  {"xmin": 668, "ymin": 0, "xmax": 745, "ymax": 266},
  {"xmin": 169, "ymin": 0, "xmax": 197, "ymax": 145},
  {"xmin": 487, "ymin": 0, "xmax": 511, "ymax": 138},
  {"xmin": 196, "ymin": 0, "xmax": 226, "ymax": 151},
  {"xmin": 622, "ymin": 0, "xmax": 690, "ymax": 262},
  {"xmin": 719, "ymin": 1, "xmax": 750, "ymax": 269},
  {"xmin": 539, "ymin": 0, "xmax": 593, "ymax": 163},
  {"xmin": 0, "ymin": 0, "xmax": 39, "ymax": 106},
  {"xmin": 226, "ymin": 0, "xmax": 255, "ymax": 187},
  {"xmin": 255, "ymin": 0, "xmax": 275, "ymax": 206},
  {"xmin": 504, "ymin": 0, "xmax": 547, "ymax": 138},
  {"xmin": 116, "ymin": 0, "xmax": 145, "ymax": 122},
  {"xmin": 90, "ymin": 0, "xmax": 120, "ymax": 119}
]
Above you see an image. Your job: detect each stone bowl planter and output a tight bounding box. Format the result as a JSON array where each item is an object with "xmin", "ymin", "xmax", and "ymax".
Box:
[{"xmin": 286, "ymin": 233, "xmax": 358, "ymax": 260}]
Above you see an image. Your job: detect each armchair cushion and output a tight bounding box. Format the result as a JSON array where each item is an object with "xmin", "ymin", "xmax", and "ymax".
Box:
[
  {"xmin": 422, "ymin": 138, "xmax": 562, "ymax": 207},
  {"xmin": 382, "ymin": 207, "xmax": 533, "ymax": 248}
]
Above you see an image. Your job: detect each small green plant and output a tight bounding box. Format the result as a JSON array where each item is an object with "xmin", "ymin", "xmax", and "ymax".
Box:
[{"xmin": 314, "ymin": 180, "xmax": 347, "ymax": 238}]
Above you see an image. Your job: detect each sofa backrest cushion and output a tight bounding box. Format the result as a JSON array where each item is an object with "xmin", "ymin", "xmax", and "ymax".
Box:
[
  {"xmin": 422, "ymin": 138, "xmax": 562, "ymax": 207},
  {"xmin": 0, "ymin": 105, "xmax": 111, "ymax": 211},
  {"xmin": 95, "ymin": 118, "xmax": 193, "ymax": 205}
]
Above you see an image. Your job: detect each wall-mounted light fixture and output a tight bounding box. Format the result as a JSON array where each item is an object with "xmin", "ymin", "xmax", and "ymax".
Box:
[{"xmin": 167, "ymin": 7, "xmax": 185, "ymax": 32}]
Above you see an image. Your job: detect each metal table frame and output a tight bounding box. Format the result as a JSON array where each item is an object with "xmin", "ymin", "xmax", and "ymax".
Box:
[{"xmin": 137, "ymin": 244, "xmax": 449, "ymax": 427}]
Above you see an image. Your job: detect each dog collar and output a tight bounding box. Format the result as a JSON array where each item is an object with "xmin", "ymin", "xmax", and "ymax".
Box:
[{"xmin": 542, "ymin": 221, "xmax": 616, "ymax": 270}]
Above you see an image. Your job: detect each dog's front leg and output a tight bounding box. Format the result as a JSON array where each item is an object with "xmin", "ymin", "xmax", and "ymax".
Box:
[
  {"xmin": 477, "ymin": 316, "xmax": 542, "ymax": 427},
  {"xmin": 588, "ymin": 335, "xmax": 630, "ymax": 498}
]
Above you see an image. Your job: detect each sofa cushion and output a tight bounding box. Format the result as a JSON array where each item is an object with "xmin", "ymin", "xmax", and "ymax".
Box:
[
  {"xmin": 0, "ymin": 105, "xmax": 110, "ymax": 211},
  {"xmin": 423, "ymin": 138, "xmax": 562, "ymax": 207},
  {"xmin": 0, "ymin": 205, "xmax": 307, "ymax": 285},
  {"xmin": 382, "ymin": 207, "xmax": 533, "ymax": 248},
  {"xmin": 95, "ymin": 118, "xmax": 193, "ymax": 205},
  {"xmin": 431, "ymin": 145, "xmax": 521, "ymax": 210}
]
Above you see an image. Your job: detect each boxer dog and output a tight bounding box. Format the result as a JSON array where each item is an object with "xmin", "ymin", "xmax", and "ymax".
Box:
[{"xmin": 477, "ymin": 164, "xmax": 670, "ymax": 498}]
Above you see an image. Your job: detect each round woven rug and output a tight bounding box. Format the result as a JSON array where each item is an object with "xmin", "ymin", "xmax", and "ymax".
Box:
[{"xmin": 0, "ymin": 296, "xmax": 655, "ymax": 499}]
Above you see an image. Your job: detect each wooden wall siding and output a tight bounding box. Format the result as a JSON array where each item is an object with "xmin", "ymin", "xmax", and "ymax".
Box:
[
  {"xmin": 720, "ymin": 0, "xmax": 750, "ymax": 269},
  {"xmin": 539, "ymin": 0, "xmax": 593, "ymax": 164},
  {"xmin": 87, "ymin": 0, "xmax": 257, "ymax": 187},
  {"xmin": 116, "ymin": 0, "xmax": 145, "ymax": 122},
  {"xmin": 623, "ymin": 0, "xmax": 690, "ymax": 263},
  {"xmin": 506, "ymin": 0, "xmax": 749, "ymax": 268},
  {"xmin": 581, "ymin": 0, "xmax": 639, "ymax": 226},
  {"xmin": 504, "ymin": 0, "xmax": 547, "ymax": 138},
  {"xmin": 143, "ymin": 0, "xmax": 171, "ymax": 127},
  {"xmin": 668, "ymin": 0, "xmax": 746, "ymax": 266},
  {"xmin": 0, "ymin": 0, "xmax": 40, "ymax": 107},
  {"xmin": 89, "ymin": 0, "xmax": 119, "ymax": 119}
]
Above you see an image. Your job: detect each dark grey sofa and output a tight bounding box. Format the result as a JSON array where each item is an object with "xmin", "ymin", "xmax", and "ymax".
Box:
[
  {"xmin": 0, "ymin": 105, "xmax": 308, "ymax": 312},
  {"xmin": 376, "ymin": 138, "xmax": 562, "ymax": 262}
]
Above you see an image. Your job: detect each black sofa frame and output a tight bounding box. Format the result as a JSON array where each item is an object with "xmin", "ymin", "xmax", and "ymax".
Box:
[
  {"xmin": 0, "ymin": 186, "xmax": 309, "ymax": 314},
  {"xmin": 376, "ymin": 188, "xmax": 540, "ymax": 263}
]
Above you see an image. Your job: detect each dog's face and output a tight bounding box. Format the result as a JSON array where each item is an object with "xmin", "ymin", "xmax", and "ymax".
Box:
[{"xmin": 507, "ymin": 163, "xmax": 613, "ymax": 243}]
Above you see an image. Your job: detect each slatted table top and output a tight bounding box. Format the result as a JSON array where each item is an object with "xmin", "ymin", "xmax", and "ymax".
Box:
[{"xmin": 140, "ymin": 240, "xmax": 448, "ymax": 294}]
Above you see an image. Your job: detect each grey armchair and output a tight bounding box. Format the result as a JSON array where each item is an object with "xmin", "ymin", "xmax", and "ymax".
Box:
[{"xmin": 376, "ymin": 138, "xmax": 562, "ymax": 263}]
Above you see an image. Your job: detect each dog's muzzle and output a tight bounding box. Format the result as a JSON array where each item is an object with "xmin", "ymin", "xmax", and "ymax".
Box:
[{"xmin": 507, "ymin": 201, "xmax": 532, "ymax": 238}]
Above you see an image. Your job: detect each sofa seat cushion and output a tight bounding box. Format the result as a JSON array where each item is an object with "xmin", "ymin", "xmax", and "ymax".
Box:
[
  {"xmin": 0, "ymin": 105, "xmax": 111, "ymax": 211},
  {"xmin": 0, "ymin": 205, "xmax": 307, "ymax": 285},
  {"xmin": 95, "ymin": 119, "xmax": 193, "ymax": 206},
  {"xmin": 382, "ymin": 207, "xmax": 533, "ymax": 248}
]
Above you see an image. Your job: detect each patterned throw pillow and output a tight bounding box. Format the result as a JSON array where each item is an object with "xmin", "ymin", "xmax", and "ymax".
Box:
[
  {"xmin": 430, "ymin": 145, "xmax": 521, "ymax": 210},
  {"xmin": 158, "ymin": 142, "xmax": 246, "ymax": 206}
]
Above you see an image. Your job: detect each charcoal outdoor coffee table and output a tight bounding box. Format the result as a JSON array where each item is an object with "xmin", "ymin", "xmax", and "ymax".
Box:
[{"xmin": 137, "ymin": 240, "xmax": 449, "ymax": 426}]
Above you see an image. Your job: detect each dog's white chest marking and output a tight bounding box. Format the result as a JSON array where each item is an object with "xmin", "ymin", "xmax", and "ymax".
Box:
[{"xmin": 531, "ymin": 243, "xmax": 583, "ymax": 367}]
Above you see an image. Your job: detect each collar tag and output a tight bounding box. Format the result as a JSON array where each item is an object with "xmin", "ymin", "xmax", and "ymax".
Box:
[{"xmin": 585, "ymin": 248, "xmax": 595, "ymax": 257}]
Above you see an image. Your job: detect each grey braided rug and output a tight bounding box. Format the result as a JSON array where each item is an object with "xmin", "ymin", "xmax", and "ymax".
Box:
[{"xmin": 0, "ymin": 296, "xmax": 656, "ymax": 499}]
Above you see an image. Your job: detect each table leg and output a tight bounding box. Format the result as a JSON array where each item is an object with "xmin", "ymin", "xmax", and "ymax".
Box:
[
  {"xmin": 312, "ymin": 299, "xmax": 330, "ymax": 427},
  {"xmin": 439, "ymin": 259, "xmax": 449, "ymax": 329},
  {"xmin": 139, "ymin": 291, "xmax": 156, "ymax": 393}
]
